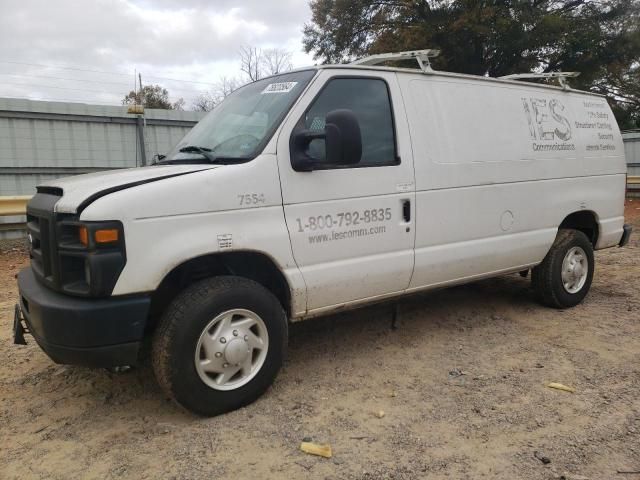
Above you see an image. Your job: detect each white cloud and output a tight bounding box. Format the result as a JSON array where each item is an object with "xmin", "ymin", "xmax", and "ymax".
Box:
[{"xmin": 0, "ymin": 0, "xmax": 314, "ymax": 107}]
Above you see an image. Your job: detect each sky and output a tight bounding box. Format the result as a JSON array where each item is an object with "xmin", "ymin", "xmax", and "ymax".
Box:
[{"xmin": 0, "ymin": 0, "xmax": 315, "ymax": 108}]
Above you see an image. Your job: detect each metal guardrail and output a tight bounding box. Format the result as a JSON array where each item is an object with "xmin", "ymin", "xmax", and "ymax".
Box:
[
  {"xmin": 628, "ymin": 176, "xmax": 640, "ymax": 197},
  {"xmin": 0, "ymin": 196, "xmax": 31, "ymax": 232},
  {"xmin": 0, "ymin": 195, "xmax": 31, "ymax": 216}
]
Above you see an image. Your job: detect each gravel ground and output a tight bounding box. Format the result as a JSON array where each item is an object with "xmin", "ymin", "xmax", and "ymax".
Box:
[{"xmin": 1, "ymin": 201, "xmax": 639, "ymax": 480}]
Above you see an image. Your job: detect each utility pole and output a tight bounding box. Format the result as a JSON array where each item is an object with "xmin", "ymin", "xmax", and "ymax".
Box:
[
  {"xmin": 137, "ymin": 72, "xmax": 146, "ymax": 166},
  {"xmin": 138, "ymin": 73, "xmax": 143, "ymax": 107}
]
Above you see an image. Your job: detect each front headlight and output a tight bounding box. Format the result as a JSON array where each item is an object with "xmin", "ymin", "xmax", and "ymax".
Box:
[{"xmin": 56, "ymin": 220, "xmax": 126, "ymax": 297}]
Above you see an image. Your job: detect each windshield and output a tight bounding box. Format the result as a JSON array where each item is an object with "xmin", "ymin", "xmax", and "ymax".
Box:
[{"xmin": 164, "ymin": 70, "xmax": 316, "ymax": 163}]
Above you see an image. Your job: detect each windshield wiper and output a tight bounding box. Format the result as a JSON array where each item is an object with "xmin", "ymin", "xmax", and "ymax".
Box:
[
  {"xmin": 155, "ymin": 145, "xmax": 221, "ymax": 165},
  {"xmin": 177, "ymin": 145, "xmax": 217, "ymax": 161},
  {"xmin": 154, "ymin": 145, "xmax": 249, "ymax": 165}
]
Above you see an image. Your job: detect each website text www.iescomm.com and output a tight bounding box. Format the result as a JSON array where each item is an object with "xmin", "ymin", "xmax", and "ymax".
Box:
[{"xmin": 308, "ymin": 225, "xmax": 386, "ymax": 244}]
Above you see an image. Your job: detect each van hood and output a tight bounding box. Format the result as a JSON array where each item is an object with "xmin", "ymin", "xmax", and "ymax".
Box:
[{"xmin": 40, "ymin": 164, "xmax": 219, "ymax": 214}]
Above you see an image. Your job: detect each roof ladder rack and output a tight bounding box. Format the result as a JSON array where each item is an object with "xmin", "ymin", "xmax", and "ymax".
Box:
[
  {"xmin": 499, "ymin": 72, "xmax": 580, "ymax": 90},
  {"xmin": 351, "ymin": 49, "xmax": 440, "ymax": 73}
]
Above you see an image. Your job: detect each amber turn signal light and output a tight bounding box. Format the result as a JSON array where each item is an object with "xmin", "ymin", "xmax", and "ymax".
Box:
[
  {"xmin": 95, "ymin": 229, "xmax": 119, "ymax": 244},
  {"xmin": 79, "ymin": 226, "xmax": 89, "ymax": 246},
  {"xmin": 79, "ymin": 226, "xmax": 119, "ymax": 245}
]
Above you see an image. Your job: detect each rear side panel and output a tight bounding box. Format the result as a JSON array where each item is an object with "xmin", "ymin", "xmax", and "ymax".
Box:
[{"xmin": 397, "ymin": 73, "xmax": 626, "ymax": 291}]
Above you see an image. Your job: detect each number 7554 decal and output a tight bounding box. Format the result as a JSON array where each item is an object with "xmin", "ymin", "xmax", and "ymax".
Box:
[{"xmin": 238, "ymin": 193, "xmax": 266, "ymax": 206}]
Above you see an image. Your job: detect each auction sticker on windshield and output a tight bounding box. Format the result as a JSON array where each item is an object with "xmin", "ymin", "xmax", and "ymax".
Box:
[{"xmin": 262, "ymin": 82, "xmax": 298, "ymax": 94}]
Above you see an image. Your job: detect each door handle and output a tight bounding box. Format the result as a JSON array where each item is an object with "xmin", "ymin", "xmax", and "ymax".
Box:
[{"xmin": 402, "ymin": 199, "xmax": 411, "ymax": 222}]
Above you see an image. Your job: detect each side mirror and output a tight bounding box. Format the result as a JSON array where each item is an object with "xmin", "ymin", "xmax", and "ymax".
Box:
[{"xmin": 290, "ymin": 109, "xmax": 362, "ymax": 171}]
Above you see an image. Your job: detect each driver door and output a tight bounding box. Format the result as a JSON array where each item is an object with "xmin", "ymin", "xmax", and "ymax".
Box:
[{"xmin": 276, "ymin": 70, "xmax": 416, "ymax": 313}]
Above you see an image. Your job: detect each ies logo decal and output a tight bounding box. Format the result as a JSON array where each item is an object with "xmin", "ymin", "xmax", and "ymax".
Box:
[{"xmin": 522, "ymin": 98, "xmax": 572, "ymax": 142}]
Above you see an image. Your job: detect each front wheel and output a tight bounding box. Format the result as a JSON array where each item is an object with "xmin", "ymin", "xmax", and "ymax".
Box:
[
  {"xmin": 531, "ymin": 229, "xmax": 594, "ymax": 309},
  {"xmin": 152, "ymin": 276, "xmax": 287, "ymax": 416}
]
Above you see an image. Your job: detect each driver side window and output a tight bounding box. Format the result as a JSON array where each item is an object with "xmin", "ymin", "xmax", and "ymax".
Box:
[{"xmin": 304, "ymin": 78, "xmax": 398, "ymax": 168}]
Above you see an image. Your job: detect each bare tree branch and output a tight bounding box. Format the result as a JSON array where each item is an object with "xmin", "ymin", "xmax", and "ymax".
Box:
[
  {"xmin": 240, "ymin": 45, "xmax": 262, "ymax": 81},
  {"xmin": 192, "ymin": 76, "xmax": 242, "ymax": 112},
  {"xmin": 262, "ymin": 48, "xmax": 293, "ymax": 75}
]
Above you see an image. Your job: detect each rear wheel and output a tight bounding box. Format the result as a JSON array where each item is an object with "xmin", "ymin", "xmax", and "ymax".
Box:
[
  {"xmin": 152, "ymin": 276, "xmax": 287, "ymax": 416},
  {"xmin": 532, "ymin": 229, "xmax": 594, "ymax": 309}
]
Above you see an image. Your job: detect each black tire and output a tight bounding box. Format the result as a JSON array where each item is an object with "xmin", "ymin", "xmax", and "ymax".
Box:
[
  {"xmin": 152, "ymin": 276, "xmax": 287, "ymax": 416},
  {"xmin": 531, "ymin": 229, "xmax": 594, "ymax": 309}
]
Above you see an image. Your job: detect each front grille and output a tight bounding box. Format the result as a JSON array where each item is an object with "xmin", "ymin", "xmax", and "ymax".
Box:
[
  {"xmin": 26, "ymin": 192, "xmax": 62, "ymax": 289},
  {"xmin": 27, "ymin": 214, "xmax": 51, "ymax": 278}
]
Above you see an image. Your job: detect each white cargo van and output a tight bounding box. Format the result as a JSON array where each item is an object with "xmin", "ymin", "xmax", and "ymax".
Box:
[{"xmin": 14, "ymin": 51, "xmax": 632, "ymax": 416}]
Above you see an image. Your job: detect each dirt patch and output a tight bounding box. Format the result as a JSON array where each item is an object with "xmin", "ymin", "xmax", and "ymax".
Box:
[
  {"xmin": 626, "ymin": 197, "xmax": 640, "ymax": 223},
  {"xmin": 1, "ymin": 204, "xmax": 638, "ymax": 479}
]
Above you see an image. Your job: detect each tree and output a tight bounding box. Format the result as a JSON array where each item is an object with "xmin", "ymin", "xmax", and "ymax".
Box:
[
  {"xmin": 240, "ymin": 45, "xmax": 263, "ymax": 82},
  {"xmin": 262, "ymin": 48, "xmax": 293, "ymax": 76},
  {"xmin": 171, "ymin": 97, "xmax": 185, "ymax": 111},
  {"xmin": 239, "ymin": 45, "xmax": 294, "ymax": 81},
  {"xmin": 592, "ymin": 61, "xmax": 640, "ymax": 130},
  {"xmin": 303, "ymin": 0, "xmax": 640, "ymax": 128},
  {"xmin": 193, "ymin": 47, "xmax": 294, "ymax": 112},
  {"xmin": 192, "ymin": 76, "xmax": 242, "ymax": 112},
  {"xmin": 192, "ymin": 92, "xmax": 218, "ymax": 112},
  {"xmin": 122, "ymin": 84, "xmax": 184, "ymax": 110}
]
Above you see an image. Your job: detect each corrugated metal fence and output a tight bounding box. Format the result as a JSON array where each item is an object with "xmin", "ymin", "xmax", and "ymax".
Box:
[
  {"xmin": 623, "ymin": 131, "xmax": 640, "ymax": 198},
  {"xmin": 623, "ymin": 131, "xmax": 640, "ymax": 177},
  {"xmin": 0, "ymin": 98, "xmax": 205, "ymax": 238}
]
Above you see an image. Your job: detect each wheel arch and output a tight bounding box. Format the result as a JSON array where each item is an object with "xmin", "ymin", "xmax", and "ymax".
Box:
[
  {"xmin": 558, "ymin": 210, "xmax": 599, "ymax": 246},
  {"xmin": 147, "ymin": 250, "xmax": 292, "ymax": 331}
]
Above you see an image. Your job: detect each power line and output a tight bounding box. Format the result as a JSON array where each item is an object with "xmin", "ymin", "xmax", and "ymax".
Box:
[
  {"xmin": 0, "ymin": 92, "xmax": 201, "ymax": 107},
  {"xmin": 1, "ymin": 80, "xmax": 134, "ymax": 95},
  {"xmin": 0, "ymin": 72, "xmax": 133, "ymax": 87},
  {"xmin": 0, "ymin": 60, "xmax": 219, "ymax": 86},
  {"xmin": 0, "ymin": 60, "xmax": 213, "ymax": 107},
  {"xmin": 144, "ymin": 74, "xmax": 218, "ymax": 87},
  {"xmin": 0, "ymin": 84, "xmax": 203, "ymax": 104},
  {"xmin": 1, "ymin": 94, "xmax": 123, "ymax": 105},
  {"xmin": 0, "ymin": 73, "xmax": 210, "ymax": 95},
  {"xmin": 0, "ymin": 60, "xmax": 134, "ymax": 77}
]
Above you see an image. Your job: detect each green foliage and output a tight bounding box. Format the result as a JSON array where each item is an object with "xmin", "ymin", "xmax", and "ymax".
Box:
[
  {"xmin": 304, "ymin": 0, "xmax": 640, "ymax": 128},
  {"xmin": 122, "ymin": 84, "xmax": 184, "ymax": 110}
]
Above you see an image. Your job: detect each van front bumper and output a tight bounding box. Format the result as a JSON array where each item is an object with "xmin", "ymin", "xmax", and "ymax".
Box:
[{"xmin": 15, "ymin": 268, "xmax": 150, "ymax": 367}]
